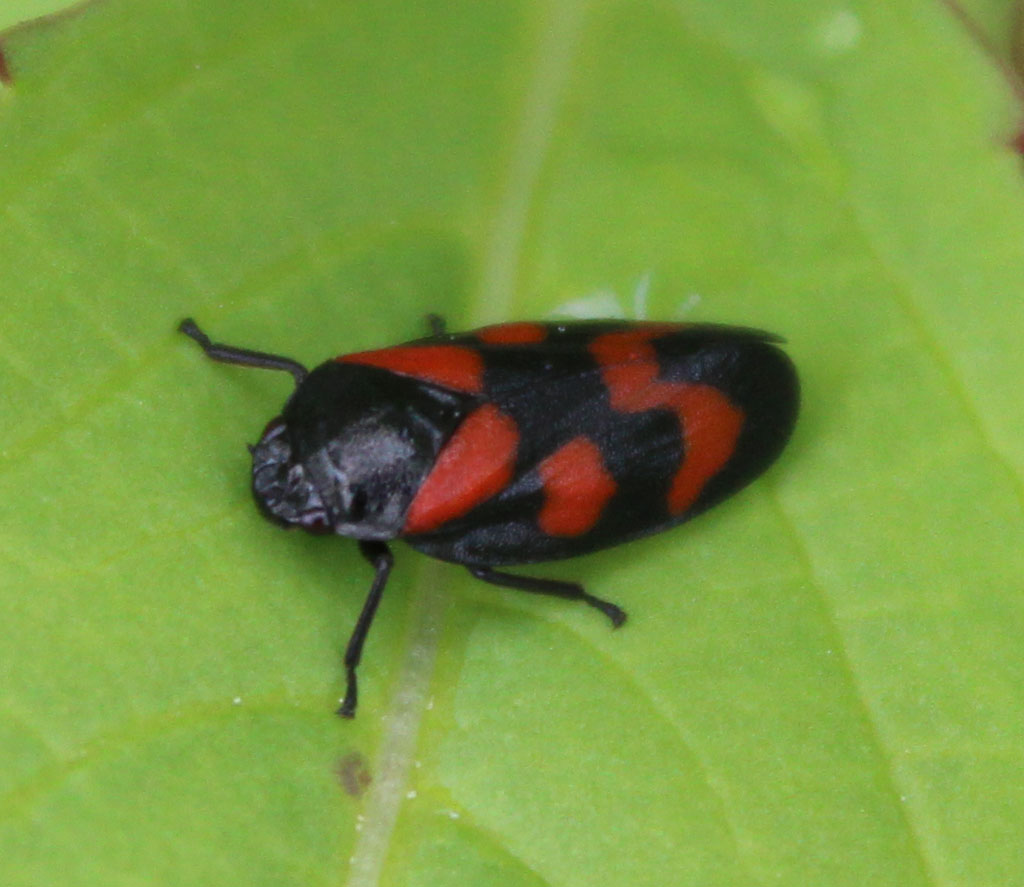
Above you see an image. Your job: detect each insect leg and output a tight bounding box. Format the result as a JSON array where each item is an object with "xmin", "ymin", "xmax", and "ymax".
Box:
[
  {"xmin": 178, "ymin": 318, "xmax": 309, "ymax": 385},
  {"xmin": 424, "ymin": 313, "xmax": 447, "ymax": 337},
  {"xmin": 338, "ymin": 541, "xmax": 395, "ymax": 718},
  {"xmin": 468, "ymin": 566, "xmax": 626, "ymax": 628}
]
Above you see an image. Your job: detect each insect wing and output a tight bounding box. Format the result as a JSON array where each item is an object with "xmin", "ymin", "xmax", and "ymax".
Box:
[{"xmin": 404, "ymin": 323, "xmax": 798, "ymax": 566}]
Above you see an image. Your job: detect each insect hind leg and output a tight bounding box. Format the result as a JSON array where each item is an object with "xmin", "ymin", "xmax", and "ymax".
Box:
[{"xmin": 468, "ymin": 565, "xmax": 626, "ymax": 628}]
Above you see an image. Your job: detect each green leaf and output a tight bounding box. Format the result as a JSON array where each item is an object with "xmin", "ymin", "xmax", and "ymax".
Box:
[
  {"xmin": 0, "ymin": 1, "xmax": 80, "ymax": 35},
  {"xmin": 2, "ymin": 0, "xmax": 1023, "ymax": 885}
]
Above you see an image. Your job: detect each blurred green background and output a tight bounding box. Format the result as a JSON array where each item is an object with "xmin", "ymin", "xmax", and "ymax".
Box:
[{"xmin": 2, "ymin": 0, "xmax": 1024, "ymax": 884}]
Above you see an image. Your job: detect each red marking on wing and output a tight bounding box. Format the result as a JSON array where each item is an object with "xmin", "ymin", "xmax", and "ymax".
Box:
[
  {"xmin": 0, "ymin": 47, "xmax": 11, "ymax": 86},
  {"xmin": 338, "ymin": 345, "xmax": 484, "ymax": 393},
  {"xmin": 588, "ymin": 329, "xmax": 661, "ymax": 367},
  {"xmin": 538, "ymin": 437, "xmax": 617, "ymax": 536},
  {"xmin": 664, "ymin": 387, "xmax": 744, "ymax": 513},
  {"xmin": 476, "ymin": 322, "xmax": 548, "ymax": 345},
  {"xmin": 403, "ymin": 404, "xmax": 519, "ymax": 534},
  {"xmin": 589, "ymin": 329, "xmax": 745, "ymax": 515}
]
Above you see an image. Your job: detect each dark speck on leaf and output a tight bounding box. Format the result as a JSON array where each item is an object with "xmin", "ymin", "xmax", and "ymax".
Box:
[
  {"xmin": 0, "ymin": 46, "xmax": 12, "ymax": 86},
  {"xmin": 336, "ymin": 751, "xmax": 373, "ymax": 797}
]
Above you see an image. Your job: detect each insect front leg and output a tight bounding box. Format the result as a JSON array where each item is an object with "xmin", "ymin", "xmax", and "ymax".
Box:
[
  {"xmin": 178, "ymin": 318, "xmax": 309, "ymax": 385},
  {"xmin": 467, "ymin": 566, "xmax": 627, "ymax": 628},
  {"xmin": 338, "ymin": 541, "xmax": 395, "ymax": 718}
]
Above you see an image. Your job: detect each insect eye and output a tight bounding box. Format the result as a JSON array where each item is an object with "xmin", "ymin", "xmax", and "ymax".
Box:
[
  {"xmin": 259, "ymin": 417, "xmax": 287, "ymax": 442},
  {"xmin": 299, "ymin": 511, "xmax": 333, "ymax": 535},
  {"xmin": 349, "ymin": 488, "xmax": 368, "ymax": 522}
]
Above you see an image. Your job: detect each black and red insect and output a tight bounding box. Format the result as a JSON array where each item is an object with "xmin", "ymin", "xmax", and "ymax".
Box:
[{"xmin": 179, "ymin": 316, "xmax": 799, "ymax": 716}]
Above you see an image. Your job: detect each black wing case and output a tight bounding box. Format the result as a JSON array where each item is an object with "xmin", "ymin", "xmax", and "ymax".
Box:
[{"xmin": 403, "ymin": 322, "xmax": 799, "ymax": 566}]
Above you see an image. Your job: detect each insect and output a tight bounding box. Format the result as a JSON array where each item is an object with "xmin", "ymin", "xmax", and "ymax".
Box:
[{"xmin": 179, "ymin": 316, "xmax": 799, "ymax": 717}]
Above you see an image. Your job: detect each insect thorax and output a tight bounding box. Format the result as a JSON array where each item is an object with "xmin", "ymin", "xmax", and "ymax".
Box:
[{"xmin": 251, "ymin": 362, "xmax": 474, "ymax": 540}]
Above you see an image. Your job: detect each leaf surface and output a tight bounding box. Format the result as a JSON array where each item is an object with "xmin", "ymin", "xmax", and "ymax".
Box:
[{"xmin": 1, "ymin": 1, "xmax": 1023, "ymax": 885}]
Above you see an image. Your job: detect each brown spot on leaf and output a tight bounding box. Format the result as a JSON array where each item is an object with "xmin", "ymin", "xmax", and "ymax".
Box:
[
  {"xmin": 336, "ymin": 752, "xmax": 373, "ymax": 798},
  {"xmin": 0, "ymin": 46, "xmax": 12, "ymax": 86}
]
